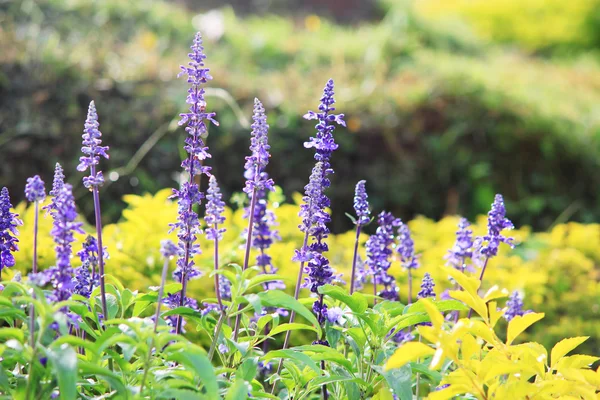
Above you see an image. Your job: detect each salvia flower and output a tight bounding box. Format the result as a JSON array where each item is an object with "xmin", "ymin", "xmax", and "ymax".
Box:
[
  {"xmin": 49, "ymin": 184, "xmax": 84, "ymax": 302},
  {"xmin": 445, "ymin": 218, "xmax": 473, "ymax": 270},
  {"xmin": 397, "ymin": 222, "xmax": 419, "ymax": 270},
  {"xmin": 417, "ymin": 272, "xmax": 436, "ymax": 299},
  {"xmin": 44, "ymin": 163, "xmax": 65, "ymax": 214},
  {"xmin": 366, "ymin": 211, "xmax": 401, "ymax": 301},
  {"xmin": 77, "ymin": 101, "xmax": 109, "ymax": 189},
  {"xmin": 204, "ymin": 175, "xmax": 226, "ymax": 241},
  {"xmin": 353, "ymin": 180, "xmax": 370, "ymax": 226},
  {"xmin": 178, "ymin": 32, "xmax": 218, "ymax": 177},
  {"xmin": 244, "ymin": 98, "xmax": 274, "ymax": 195},
  {"xmin": 25, "ymin": 176, "xmax": 46, "ymax": 203},
  {"xmin": 504, "ymin": 291, "xmax": 528, "ymax": 321},
  {"xmin": 0, "ymin": 188, "xmax": 22, "ymax": 272},
  {"xmin": 303, "ymin": 79, "xmax": 345, "ymax": 196},
  {"xmin": 73, "ymin": 236, "xmax": 102, "ymax": 298},
  {"xmin": 163, "ymin": 292, "xmax": 200, "ymax": 332},
  {"xmin": 480, "ymin": 194, "xmax": 515, "ymax": 258},
  {"xmin": 160, "ymin": 240, "xmax": 179, "ymax": 259}
]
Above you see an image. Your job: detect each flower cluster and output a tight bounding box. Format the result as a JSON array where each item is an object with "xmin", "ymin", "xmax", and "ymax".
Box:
[
  {"xmin": 417, "ymin": 272, "xmax": 435, "ymax": 299},
  {"xmin": 504, "ymin": 291, "xmax": 528, "ymax": 321},
  {"xmin": 25, "ymin": 176, "xmax": 46, "ymax": 203},
  {"xmin": 44, "ymin": 163, "xmax": 65, "ymax": 214},
  {"xmin": 0, "ymin": 188, "xmax": 22, "ymax": 273},
  {"xmin": 204, "ymin": 175, "xmax": 226, "ymax": 241},
  {"xmin": 49, "ymin": 184, "xmax": 84, "ymax": 302},
  {"xmin": 366, "ymin": 211, "xmax": 401, "ymax": 301},
  {"xmin": 73, "ymin": 236, "xmax": 102, "ymax": 298},
  {"xmin": 244, "ymin": 98, "xmax": 274, "ymax": 195},
  {"xmin": 353, "ymin": 180, "xmax": 370, "ymax": 226},
  {"xmin": 170, "ymin": 33, "xmax": 219, "ymax": 286},
  {"xmin": 445, "ymin": 218, "xmax": 474, "ymax": 270},
  {"xmin": 479, "ymin": 194, "xmax": 514, "ymax": 258},
  {"xmin": 77, "ymin": 101, "xmax": 109, "ymax": 189},
  {"xmin": 397, "ymin": 222, "xmax": 418, "ymax": 270}
]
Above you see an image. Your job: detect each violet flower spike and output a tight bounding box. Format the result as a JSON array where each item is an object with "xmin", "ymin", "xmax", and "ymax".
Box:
[
  {"xmin": 233, "ymin": 98, "xmax": 275, "ymax": 341},
  {"xmin": 0, "ymin": 187, "xmax": 22, "ymax": 279},
  {"xmin": 504, "ymin": 290, "xmax": 529, "ymax": 321},
  {"xmin": 25, "ymin": 176, "xmax": 45, "ymax": 347},
  {"xmin": 366, "ymin": 211, "xmax": 400, "ymax": 303},
  {"xmin": 49, "ymin": 184, "xmax": 84, "ymax": 303},
  {"xmin": 445, "ymin": 217, "xmax": 473, "ymax": 272},
  {"xmin": 468, "ymin": 194, "xmax": 515, "ymax": 318},
  {"xmin": 172, "ymin": 32, "xmax": 218, "ymax": 335},
  {"xmin": 73, "ymin": 236, "xmax": 102, "ymax": 298},
  {"xmin": 350, "ymin": 180, "xmax": 369, "ymax": 294},
  {"xmin": 397, "ymin": 221, "xmax": 419, "ymax": 303},
  {"xmin": 77, "ymin": 101, "xmax": 110, "ymax": 331},
  {"xmin": 43, "ymin": 163, "xmax": 65, "ymax": 214},
  {"xmin": 417, "ymin": 272, "xmax": 435, "ymax": 299},
  {"xmin": 275, "ymin": 81, "xmax": 344, "ymax": 388}
]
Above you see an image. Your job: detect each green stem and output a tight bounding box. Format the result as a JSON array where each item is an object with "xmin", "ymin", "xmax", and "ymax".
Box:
[{"xmin": 208, "ymin": 311, "xmax": 226, "ymax": 361}]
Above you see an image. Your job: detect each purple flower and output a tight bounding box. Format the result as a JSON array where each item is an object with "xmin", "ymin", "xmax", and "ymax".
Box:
[
  {"xmin": 417, "ymin": 273, "xmax": 435, "ymax": 299},
  {"xmin": 353, "ymin": 180, "xmax": 370, "ymax": 226},
  {"xmin": 77, "ymin": 101, "xmax": 109, "ymax": 189},
  {"xmin": 479, "ymin": 194, "xmax": 514, "ymax": 258},
  {"xmin": 393, "ymin": 329, "xmax": 415, "ymax": 344},
  {"xmin": 353, "ymin": 255, "xmax": 368, "ymax": 291},
  {"xmin": 445, "ymin": 218, "xmax": 473, "ymax": 270},
  {"xmin": 43, "ymin": 163, "xmax": 65, "ymax": 215},
  {"xmin": 0, "ymin": 188, "xmax": 22, "ymax": 272},
  {"xmin": 178, "ymin": 32, "xmax": 218, "ymax": 177},
  {"xmin": 218, "ymin": 343, "xmax": 229, "ymax": 354},
  {"xmin": 397, "ymin": 222, "xmax": 418, "ymax": 270},
  {"xmin": 171, "ymin": 32, "xmax": 219, "ymax": 290},
  {"xmin": 244, "ymin": 98, "xmax": 274, "ymax": 195},
  {"xmin": 49, "ymin": 184, "xmax": 84, "ymax": 302},
  {"xmin": 366, "ymin": 211, "xmax": 401, "ymax": 301},
  {"xmin": 25, "ymin": 176, "xmax": 46, "ymax": 203},
  {"xmin": 73, "ymin": 236, "xmax": 102, "ymax": 298},
  {"xmin": 160, "ymin": 240, "xmax": 179, "ymax": 259},
  {"xmin": 205, "ymin": 175, "xmax": 226, "ymax": 241},
  {"xmin": 326, "ymin": 306, "xmax": 343, "ymax": 324},
  {"xmin": 504, "ymin": 291, "xmax": 529, "ymax": 321},
  {"xmin": 163, "ymin": 292, "xmax": 199, "ymax": 333}
]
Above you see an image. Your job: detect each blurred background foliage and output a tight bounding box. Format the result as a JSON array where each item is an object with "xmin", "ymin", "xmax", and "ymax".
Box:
[{"xmin": 3, "ymin": 0, "xmax": 600, "ymax": 232}]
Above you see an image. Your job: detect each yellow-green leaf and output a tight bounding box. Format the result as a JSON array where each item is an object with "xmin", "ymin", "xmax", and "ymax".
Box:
[
  {"xmin": 449, "ymin": 290, "xmax": 487, "ymax": 321},
  {"xmin": 385, "ymin": 342, "xmax": 434, "ymax": 371},
  {"xmin": 415, "ymin": 297, "xmax": 444, "ymax": 329},
  {"xmin": 507, "ymin": 313, "xmax": 544, "ymax": 345},
  {"xmin": 551, "ymin": 336, "xmax": 589, "ymax": 368},
  {"xmin": 444, "ymin": 267, "xmax": 480, "ymax": 297}
]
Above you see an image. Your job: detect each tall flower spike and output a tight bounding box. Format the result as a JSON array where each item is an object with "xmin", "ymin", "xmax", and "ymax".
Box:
[
  {"xmin": 205, "ymin": 175, "xmax": 226, "ymax": 241},
  {"xmin": 244, "ymin": 98, "xmax": 274, "ymax": 195},
  {"xmin": 480, "ymin": 194, "xmax": 515, "ymax": 258},
  {"xmin": 49, "ymin": 184, "xmax": 84, "ymax": 302},
  {"xmin": 397, "ymin": 222, "xmax": 418, "ymax": 270},
  {"xmin": 504, "ymin": 291, "xmax": 528, "ymax": 321},
  {"xmin": 172, "ymin": 32, "xmax": 218, "ymax": 334},
  {"xmin": 0, "ymin": 188, "xmax": 22, "ymax": 275},
  {"xmin": 366, "ymin": 211, "xmax": 401, "ymax": 302},
  {"xmin": 350, "ymin": 180, "xmax": 370, "ymax": 294},
  {"xmin": 44, "ymin": 163, "xmax": 65, "ymax": 214},
  {"xmin": 417, "ymin": 272, "xmax": 435, "ymax": 299},
  {"xmin": 77, "ymin": 101, "xmax": 109, "ymax": 189},
  {"xmin": 353, "ymin": 180, "xmax": 370, "ymax": 226},
  {"xmin": 445, "ymin": 218, "xmax": 473, "ymax": 270},
  {"xmin": 25, "ymin": 176, "xmax": 46, "ymax": 203}
]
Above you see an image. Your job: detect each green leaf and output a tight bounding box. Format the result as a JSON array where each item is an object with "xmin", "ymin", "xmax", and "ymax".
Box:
[
  {"xmin": 318, "ymin": 285, "xmax": 368, "ymax": 313},
  {"xmin": 385, "ymin": 314, "xmax": 430, "ymax": 335},
  {"xmin": 156, "ymin": 389, "xmax": 201, "ymax": 400},
  {"xmin": 409, "ymin": 362, "xmax": 442, "ymax": 385},
  {"xmin": 256, "ymin": 291, "xmax": 321, "ymax": 336},
  {"xmin": 47, "ymin": 344, "xmax": 78, "ymax": 400},
  {"xmin": 244, "ymin": 294, "xmax": 262, "ymax": 314},
  {"xmin": 236, "ymin": 357, "xmax": 258, "ymax": 382},
  {"xmin": 78, "ymin": 361, "xmax": 128, "ymax": 396},
  {"xmin": 378, "ymin": 364, "xmax": 413, "ymax": 400},
  {"xmin": 403, "ymin": 299, "xmax": 469, "ymax": 315},
  {"xmin": 262, "ymin": 349, "xmax": 321, "ymax": 373},
  {"xmin": 225, "ymin": 379, "xmax": 249, "ymax": 400},
  {"xmin": 293, "ymin": 345, "xmax": 354, "ymax": 371},
  {"xmin": 166, "ymin": 346, "xmax": 218, "ymax": 400},
  {"xmin": 106, "ymin": 293, "xmax": 119, "ymax": 320},
  {"xmin": 267, "ymin": 323, "xmax": 319, "ymax": 337},
  {"xmin": 0, "ymin": 327, "xmax": 24, "ymax": 342}
]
